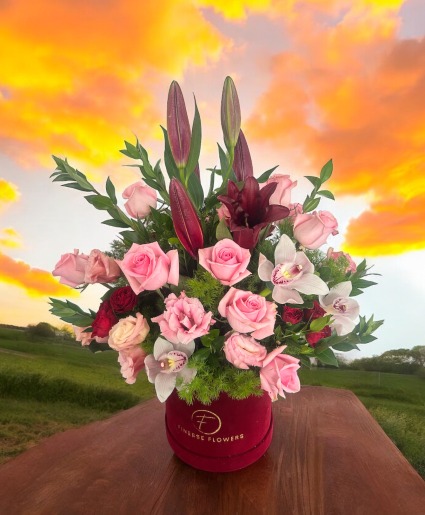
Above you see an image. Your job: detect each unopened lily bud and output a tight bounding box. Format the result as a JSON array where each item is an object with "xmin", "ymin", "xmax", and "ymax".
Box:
[
  {"xmin": 221, "ymin": 76, "xmax": 241, "ymax": 151},
  {"xmin": 233, "ymin": 129, "xmax": 253, "ymax": 181},
  {"xmin": 167, "ymin": 81, "xmax": 191, "ymax": 169}
]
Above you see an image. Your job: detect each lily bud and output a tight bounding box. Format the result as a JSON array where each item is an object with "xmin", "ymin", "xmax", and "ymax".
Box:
[
  {"xmin": 167, "ymin": 81, "xmax": 191, "ymax": 169},
  {"xmin": 233, "ymin": 129, "xmax": 253, "ymax": 181},
  {"xmin": 170, "ymin": 179, "xmax": 204, "ymax": 258},
  {"xmin": 221, "ymin": 76, "xmax": 241, "ymax": 151}
]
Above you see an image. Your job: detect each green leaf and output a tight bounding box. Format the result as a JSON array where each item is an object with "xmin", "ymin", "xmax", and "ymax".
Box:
[
  {"xmin": 317, "ymin": 190, "xmax": 335, "ymax": 200},
  {"xmin": 320, "ymin": 159, "xmax": 333, "ymax": 182},
  {"xmin": 102, "ymin": 219, "xmax": 129, "ymax": 228},
  {"xmin": 62, "ymin": 183, "xmax": 92, "ymax": 192},
  {"xmin": 359, "ymin": 335, "xmax": 377, "ymax": 343},
  {"xmin": 303, "ymin": 197, "xmax": 321, "ymax": 213},
  {"xmin": 305, "ymin": 175, "xmax": 321, "ymax": 188},
  {"xmin": 120, "ymin": 140, "xmax": 140, "ymax": 159},
  {"xmin": 310, "ymin": 315, "xmax": 332, "ymax": 332},
  {"xmin": 353, "ymin": 279, "xmax": 378, "ymax": 289},
  {"xmin": 218, "ymin": 144, "xmax": 229, "ymax": 178},
  {"xmin": 105, "ymin": 177, "xmax": 117, "ymax": 204},
  {"xmin": 187, "ymin": 167, "xmax": 204, "ymax": 210},
  {"xmin": 161, "ymin": 126, "xmax": 179, "ymax": 180},
  {"xmin": 332, "ymin": 341, "xmax": 359, "ymax": 351},
  {"xmin": 120, "ymin": 230, "xmax": 140, "ymax": 243},
  {"xmin": 85, "ymin": 195, "xmax": 115, "ymax": 210},
  {"xmin": 257, "ymin": 165, "xmax": 279, "ymax": 183},
  {"xmin": 200, "ymin": 329, "xmax": 220, "ymax": 348},
  {"xmin": 216, "ymin": 219, "xmax": 232, "ymax": 240},
  {"xmin": 315, "ymin": 347, "xmax": 338, "ymax": 367},
  {"xmin": 185, "ymin": 97, "xmax": 202, "ymax": 181}
]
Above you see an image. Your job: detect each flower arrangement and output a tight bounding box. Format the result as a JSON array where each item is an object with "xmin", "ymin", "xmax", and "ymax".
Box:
[{"xmin": 50, "ymin": 77, "xmax": 382, "ymax": 405}]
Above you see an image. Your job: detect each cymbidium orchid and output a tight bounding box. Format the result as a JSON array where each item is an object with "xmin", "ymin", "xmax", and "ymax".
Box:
[
  {"xmin": 217, "ymin": 177, "xmax": 289, "ymax": 249},
  {"xmin": 258, "ymin": 234, "xmax": 329, "ymax": 304},
  {"xmin": 319, "ymin": 281, "xmax": 360, "ymax": 336},
  {"xmin": 144, "ymin": 337, "xmax": 196, "ymax": 402}
]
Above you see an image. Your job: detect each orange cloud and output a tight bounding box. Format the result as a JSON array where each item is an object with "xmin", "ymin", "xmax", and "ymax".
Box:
[
  {"xmin": 0, "ymin": 0, "xmax": 226, "ymax": 168},
  {"xmin": 0, "ymin": 227, "xmax": 22, "ymax": 249},
  {"xmin": 0, "ymin": 179, "xmax": 20, "ymax": 207},
  {"xmin": 248, "ymin": 0, "xmax": 425, "ymax": 256},
  {"xmin": 0, "ymin": 251, "xmax": 77, "ymax": 298},
  {"xmin": 197, "ymin": 0, "xmax": 271, "ymax": 19}
]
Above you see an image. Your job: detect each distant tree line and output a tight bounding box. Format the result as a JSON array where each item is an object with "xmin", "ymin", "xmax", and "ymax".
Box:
[
  {"xmin": 333, "ymin": 346, "xmax": 425, "ymax": 377},
  {"xmin": 26, "ymin": 322, "xmax": 73, "ymax": 341}
]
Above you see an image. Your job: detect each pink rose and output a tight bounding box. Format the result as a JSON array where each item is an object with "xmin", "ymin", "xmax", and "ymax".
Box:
[
  {"xmin": 289, "ymin": 202, "xmax": 303, "ymax": 219},
  {"xmin": 327, "ymin": 247, "xmax": 357, "ymax": 273},
  {"xmin": 73, "ymin": 326, "xmax": 93, "ymax": 346},
  {"xmin": 117, "ymin": 242, "xmax": 179, "ymax": 294},
  {"xmin": 224, "ymin": 333, "xmax": 267, "ymax": 370},
  {"xmin": 84, "ymin": 249, "xmax": 121, "ymax": 284},
  {"xmin": 218, "ymin": 288, "xmax": 277, "ymax": 340},
  {"xmin": 123, "ymin": 180, "xmax": 157, "ymax": 219},
  {"xmin": 52, "ymin": 249, "xmax": 88, "ymax": 287},
  {"xmin": 118, "ymin": 346, "xmax": 147, "ymax": 384},
  {"xmin": 108, "ymin": 313, "xmax": 150, "ymax": 351},
  {"xmin": 262, "ymin": 174, "xmax": 297, "ymax": 207},
  {"xmin": 198, "ymin": 239, "xmax": 251, "ymax": 286},
  {"xmin": 217, "ymin": 203, "xmax": 230, "ymax": 224},
  {"xmin": 152, "ymin": 292, "xmax": 215, "ymax": 345},
  {"xmin": 260, "ymin": 345, "xmax": 301, "ymax": 401},
  {"xmin": 293, "ymin": 211, "xmax": 339, "ymax": 249}
]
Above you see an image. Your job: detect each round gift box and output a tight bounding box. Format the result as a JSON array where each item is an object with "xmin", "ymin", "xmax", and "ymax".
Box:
[{"xmin": 165, "ymin": 390, "xmax": 273, "ymax": 472}]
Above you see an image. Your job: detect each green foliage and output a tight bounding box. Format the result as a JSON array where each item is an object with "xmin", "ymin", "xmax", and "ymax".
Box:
[
  {"xmin": 48, "ymin": 299, "xmax": 94, "ymax": 327},
  {"xmin": 26, "ymin": 322, "xmax": 56, "ymax": 339},
  {"xmin": 185, "ymin": 269, "xmax": 225, "ymax": 313}
]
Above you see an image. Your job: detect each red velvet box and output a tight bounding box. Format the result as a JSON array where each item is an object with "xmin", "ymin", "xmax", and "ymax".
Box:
[{"xmin": 165, "ymin": 390, "xmax": 273, "ymax": 472}]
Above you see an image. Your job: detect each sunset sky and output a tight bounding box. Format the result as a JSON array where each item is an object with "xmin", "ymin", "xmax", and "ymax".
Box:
[{"xmin": 0, "ymin": 0, "xmax": 424, "ymax": 358}]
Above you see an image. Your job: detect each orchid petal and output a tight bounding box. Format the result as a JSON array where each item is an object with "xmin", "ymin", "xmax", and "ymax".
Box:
[
  {"xmin": 275, "ymin": 234, "xmax": 296, "ymax": 265},
  {"xmin": 272, "ymin": 286, "xmax": 303, "ymax": 304},
  {"xmin": 331, "ymin": 316, "xmax": 356, "ymax": 336},
  {"xmin": 258, "ymin": 254, "xmax": 274, "ymax": 282},
  {"xmin": 294, "ymin": 252, "xmax": 314, "ymax": 274},
  {"xmin": 291, "ymin": 273, "xmax": 329, "ymax": 295},
  {"xmin": 153, "ymin": 337, "xmax": 174, "ymax": 360},
  {"xmin": 174, "ymin": 339, "xmax": 196, "ymax": 356},
  {"xmin": 177, "ymin": 367, "xmax": 197, "ymax": 389},
  {"xmin": 154, "ymin": 373, "xmax": 177, "ymax": 403}
]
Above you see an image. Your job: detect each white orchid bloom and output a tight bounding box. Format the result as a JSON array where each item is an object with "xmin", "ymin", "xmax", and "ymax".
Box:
[
  {"xmin": 144, "ymin": 337, "xmax": 196, "ymax": 402},
  {"xmin": 319, "ymin": 281, "xmax": 360, "ymax": 335},
  {"xmin": 258, "ymin": 234, "xmax": 329, "ymax": 304}
]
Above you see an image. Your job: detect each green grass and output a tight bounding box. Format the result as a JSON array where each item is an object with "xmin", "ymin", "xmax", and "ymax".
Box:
[
  {"xmin": 1, "ymin": 327, "xmax": 424, "ymax": 479},
  {"xmin": 299, "ymin": 368, "xmax": 425, "ymax": 478}
]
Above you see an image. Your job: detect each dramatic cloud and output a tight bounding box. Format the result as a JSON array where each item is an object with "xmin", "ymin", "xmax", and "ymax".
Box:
[
  {"xmin": 197, "ymin": 0, "xmax": 271, "ymax": 19},
  {"xmin": 0, "ymin": 180, "xmax": 20, "ymax": 208},
  {"xmin": 0, "ymin": 252, "xmax": 77, "ymax": 298},
  {"xmin": 0, "ymin": 228, "xmax": 22, "ymax": 249},
  {"xmin": 248, "ymin": 0, "xmax": 424, "ymax": 256},
  {"xmin": 0, "ymin": 0, "xmax": 227, "ymax": 168}
]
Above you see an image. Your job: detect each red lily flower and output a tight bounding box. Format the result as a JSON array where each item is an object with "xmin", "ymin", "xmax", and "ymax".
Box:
[{"xmin": 217, "ymin": 177, "xmax": 290, "ymax": 249}]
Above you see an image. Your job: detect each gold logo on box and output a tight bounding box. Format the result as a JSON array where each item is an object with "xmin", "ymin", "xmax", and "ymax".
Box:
[{"xmin": 191, "ymin": 409, "xmax": 222, "ymax": 435}]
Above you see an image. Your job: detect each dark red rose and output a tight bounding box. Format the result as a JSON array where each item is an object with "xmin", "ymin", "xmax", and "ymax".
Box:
[
  {"xmin": 282, "ymin": 306, "xmax": 303, "ymax": 324},
  {"xmin": 91, "ymin": 300, "xmax": 118, "ymax": 338},
  {"xmin": 306, "ymin": 325, "xmax": 331, "ymax": 347},
  {"xmin": 109, "ymin": 286, "xmax": 138, "ymax": 314},
  {"xmin": 303, "ymin": 301, "xmax": 326, "ymax": 322}
]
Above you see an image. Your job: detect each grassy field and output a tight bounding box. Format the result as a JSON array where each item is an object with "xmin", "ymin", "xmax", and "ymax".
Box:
[{"xmin": 1, "ymin": 327, "xmax": 424, "ymax": 478}]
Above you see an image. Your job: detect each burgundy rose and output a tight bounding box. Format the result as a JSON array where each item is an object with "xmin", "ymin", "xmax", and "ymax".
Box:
[
  {"xmin": 109, "ymin": 286, "xmax": 138, "ymax": 314},
  {"xmin": 306, "ymin": 325, "xmax": 331, "ymax": 347},
  {"xmin": 282, "ymin": 306, "xmax": 303, "ymax": 324},
  {"xmin": 92, "ymin": 301, "xmax": 118, "ymax": 338},
  {"xmin": 303, "ymin": 300, "xmax": 326, "ymax": 322}
]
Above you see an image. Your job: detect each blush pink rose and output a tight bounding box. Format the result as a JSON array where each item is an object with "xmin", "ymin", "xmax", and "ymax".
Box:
[
  {"xmin": 293, "ymin": 211, "xmax": 339, "ymax": 249},
  {"xmin": 327, "ymin": 247, "xmax": 357, "ymax": 273},
  {"xmin": 84, "ymin": 249, "xmax": 121, "ymax": 284},
  {"xmin": 198, "ymin": 239, "xmax": 251, "ymax": 286},
  {"xmin": 152, "ymin": 292, "xmax": 215, "ymax": 345},
  {"xmin": 108, "ymin": 313, "xmax": 150, "ymax": 351},
  {"xmin": 218, "ymin": 287, "xmax": 277, "ymax": 340},
  {"xmin": 118, "ymin": 346, "xmax": 147, "ymax": 384},
  {"xmin": 123, "ymin": 180, "xmax": 157, "ymax": 219},
  {"xmin": 117, "ymin": 242, "xmax": 179, "ymax": 294},
  {"xmin": 260, "ymin": 345, "xmax": 301, "ymax": 401},
  {"xmin": 73, "ymin": 326, "xmax": 93, "ymax": 346},
  {"xmin": 288, "ymin": 202, "xmax": 303, "ymax": 219},
  {"xmin": 262, "ymin": 174, "xmax": 297, "ymax": 207},
  {"xmin": 52, "ymin": 249, "xmax": 88, "ymax": 287},
  {"xmin": 224, "ymin": 333, "xmax": 267, "ymax": 370},
  {"xmin": 217, "ymin": 203, "xmax": 231, "ymax": 225}
]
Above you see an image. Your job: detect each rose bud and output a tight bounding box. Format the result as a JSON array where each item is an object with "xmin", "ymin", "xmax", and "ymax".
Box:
[{"xmin": 122, "ymin": 180, "xmax": 157, "ymax": 219}]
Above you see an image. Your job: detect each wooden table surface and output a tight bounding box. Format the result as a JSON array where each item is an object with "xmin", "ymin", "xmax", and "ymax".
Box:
[{"xmin": 0, "ymin": 386, "xmax": 424, "ymax": 515}]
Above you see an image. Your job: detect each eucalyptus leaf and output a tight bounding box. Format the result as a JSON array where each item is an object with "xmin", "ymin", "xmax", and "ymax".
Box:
[{"xmin": 320, "ymin": 159, "xmax": 333, "ymax": 182}]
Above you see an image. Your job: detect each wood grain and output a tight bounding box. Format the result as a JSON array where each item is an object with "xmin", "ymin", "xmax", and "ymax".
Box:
[{"xmin": 0, "ymin": 386, "xmax": 424, "ymax": 515}]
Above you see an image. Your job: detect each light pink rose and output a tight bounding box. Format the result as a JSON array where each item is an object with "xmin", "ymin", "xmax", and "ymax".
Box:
[
  {"xmin": 327, "ymin": 247, "xmax": 357, "ymax": 273},
  {"xmin": 84, "ymin": 249, "xmax": 121, "ymax": 284},
  {"xmin": 123, "ymin": 180, "xmax": 157, "ymax": 219},
  {"xmin": 262, "ymin": 174, "xmax": 297, "ymax": 207},
  {"xmin": 198, "ymin": 239, "xmax": 251, "ymax": 287},
  {"xmin": 118, "ymin": 346, "xmax": 147, "ymax": 384},
  {"xmin": 224, "ymin": 333, "xmax": 267, "ymax": 370},
  {"xmin": 293, "ymin": 211, "xmax": 338, "ymax": 249},
  {"xmin": 288, "ymin": 202, "xmax": 303, "ymax": 219},
  {"xmin": 73, "ymin": 326, "xmax": 93, "ymax": 346},
  {"xmin": 217, "ymin": 204, "xmax": 230, "ymax": 225},
  {"xmin": 116, "ymin": 242, "xmax": 179, "ymax": 294},
  {"xmin": 260, "ymin": 345, "xmax": 301, "ymax": 401},
  {"xmin": 108, "ymin": 313, "xmax": 150, "ymax": 351},
  {"xmin": 152, "ymin": 292, "xmax": 215, "ymax": 345},
  {"xmin": 218, "ymin": 287, "xmax": 277, "ymax": 340},
  {"xmin": 52, "ymin": 249, "xmax": 88, "ymax": 287}
]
